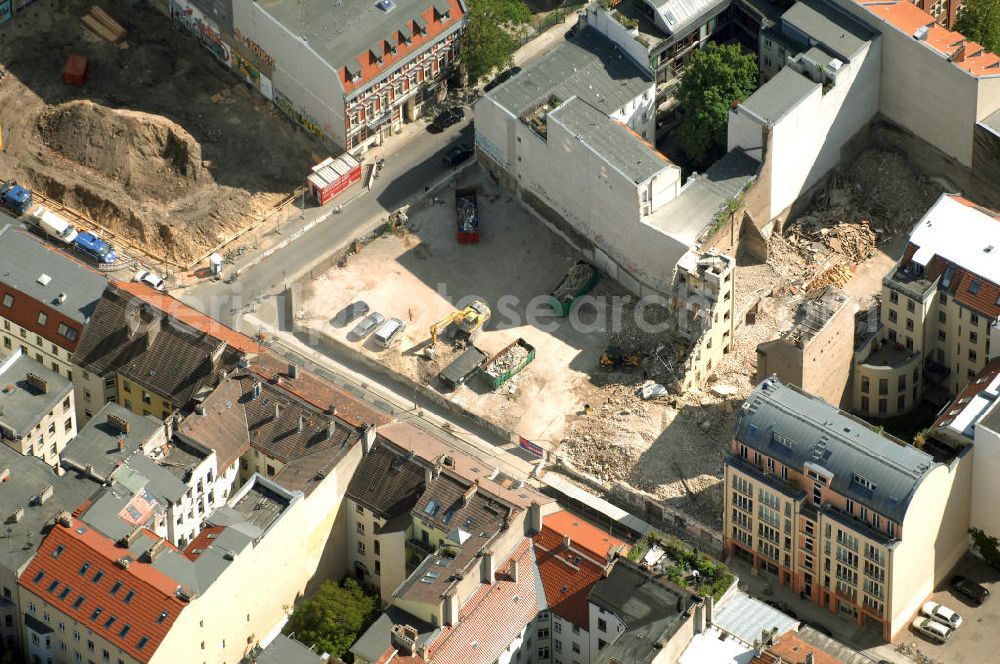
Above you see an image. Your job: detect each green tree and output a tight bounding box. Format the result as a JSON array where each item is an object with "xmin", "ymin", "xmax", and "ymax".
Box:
[
  {"xmin": 676, "ymin": 42, "xmax": 758, "ymax": 169},
  {"xmin": 462, "ymin": 0, "xmax": 533, "ymax": 84},
  {"xmin": 956, "ymin": 0, "xmax": 1000, "ymax": 55},
  {"xmin": 283, "ymin": 578, "xmax": 380, "ymax": 659}
]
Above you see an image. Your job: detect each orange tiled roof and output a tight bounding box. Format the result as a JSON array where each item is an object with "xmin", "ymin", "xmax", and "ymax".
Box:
[
  {"xmin": 752, "ymin": 630, "xmax": 844, "ymax": 664},
  {"xmin": 533, "ymin": 523, "xmax": 607, "ymax": 629},
  {"xmin": 19, "ymin": 522, "xmax": 186, "ymax": 663},
  {"xmin": 857, "ymin": 0, "xmax": 1000, "ymax": 76},
  {"xmin": 542, "ymin": 510, "xmax": 628, "ymax": 561}
]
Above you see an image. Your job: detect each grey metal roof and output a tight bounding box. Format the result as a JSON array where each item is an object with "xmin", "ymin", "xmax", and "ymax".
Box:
[
  {"xmin": 61, "ymin": 403, "xmax": 162, "ymax": 478},
  {"xmin": 649, "ymin": 0, "xmax": 730, "ymax": 36},
  {"xmin": 647, "ymin": 149, "xmax": 760, "ymax": 244},
  {"xmin": 488, "ymin": 27, "xmax": 652, "ymax": 120},
  {"xmin": 253, "ymin": 634, "xmax": 326, "ymax": 664},
  {"xmin": 256, "ymin": 0, "xmax": 462, "ymax": 88},
  {"xmin": 712, "ymin": 591, "xmax": 799, "ymax": 644},
  {"xmin": 781, "ymin": 0, "xmax": 874, "ymax": 61},
  {"xmin": 736, "ymin": 377, "xmax": 938, "ymax": 523},
  {"xmin": 0, "ymin": 224, "xmax": 107, "ymax": 324},
  {"xmin": 589, "ymin": 559, "xmax": 694, "ymax": 664},
  {"xmin": 549, "ymin": 98, "xmax": 672, "ymax": 185},
  {"xmin": 0, "ymin": 350, "xmax": 73, "ymax": 437},
  {"xmin": 738, "ymin": 67, "xmax": 817, "ymax": 124}
]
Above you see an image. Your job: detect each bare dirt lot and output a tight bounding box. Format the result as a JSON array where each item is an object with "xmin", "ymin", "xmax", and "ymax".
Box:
[{"xmin": 0, "ymin": 0, "xmax": 318, "ymax": 263}]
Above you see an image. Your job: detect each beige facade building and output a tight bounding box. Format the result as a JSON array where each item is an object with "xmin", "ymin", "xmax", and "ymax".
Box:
[
  {"xmin": 852, "ymin": 194, "xmax": 1000, "ymax": 418},
  {"xmin": 724, "ymin": 377, "xmax": 971, "ymax": 641},
  {"xmin": 0, "ymin": 349, "xmax": 77, "ymax": 465}
]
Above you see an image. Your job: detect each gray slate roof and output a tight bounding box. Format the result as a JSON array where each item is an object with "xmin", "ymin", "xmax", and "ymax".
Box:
[
  {"xmin": 781, "ymin": 0, "xmax": 874, "ymax": 61},
  {"xmin": 350, "ymin": 607, "xmax": 437, "ymax": 663},
  {"xmin": 0, "ymin": 350, "xmax": 73, "ymax": 437},
  {"xmin": 736, "ymin": 377, "xmax": 938, "ymax": 522},
  {"xmin": 61, "ymin": 402, "xmax": 163, "ymax": 479},
  {"xmin": 0, "ymin": 224, "xmax": 107, "ymax": 325},
  {"xmin": 738, "ymin": 67, "xmax": 818, "ymax": 124},
  {"xmin": 488, "ymin": 27, "xmax": 652, "ymax": 120},
  {"xmin": 253, "ymin": 634, "xmax": 327, "ymax": 664},
  {"xmin": 550, "ymin": 98, "xmax": 672, "ymax": 185}
]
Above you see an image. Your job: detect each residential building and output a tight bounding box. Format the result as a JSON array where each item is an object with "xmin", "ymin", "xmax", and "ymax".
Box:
[
  {"xmin": 588, "ymin": 558, "xmax": 704, "ymax": 663},
  {"xmin": 853, "ymin": 194, "xmax": 1000, "ymax": 417},
  {"xmin": 751, "ymin": 629, "xmax": 843, "ymax": 664},
  {"xmin": 165, "ymin": 0, "xmax": 464, "ymax": 151},
  {"xmin": 0, "ymin": 348, "xmax": 77, "ymax": 465},
  {"xmin": 677, "ymin": 589, "xmax": 801, "ymax": 662},
  {"xmin": 71, "ymin": 282, "xmax": 258, "ymax": 420},
  {"xmin": 0, "ymin": 225, "xmax": 107, "ymax": 423},
  {"xmin": 757, "ymin": 287, "xmax": 855, "ymax": 408},
  {"xmin": 723, "ymin": 376, "xmax": 971, "ymax": 640}
]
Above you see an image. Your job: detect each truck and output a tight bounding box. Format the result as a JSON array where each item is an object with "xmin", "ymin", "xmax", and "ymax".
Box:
[
  {"xmin": 549, "ymin": 261, "xmax": 599, "ymax": 316},
  {"xmin": 439, "ymin": 346, "xmax": 488, "ymax": 390},
  {"xmin": 1, "ymin": 180, "xmax": 32, "ymax": 216},
  {"xmin": 483, "ymin": 338, "xmax": 536, "ymax": 390},
  {"xmin": 28, "ymin": 206, "xmax": 78, "ymax": 244},
  {"xmin": 455, "ymin": 187, "xmax": 479, "ymax": 243},
  {"xmin": 73, "ymin": 231, "xmax": 118, "ymax": 265}
]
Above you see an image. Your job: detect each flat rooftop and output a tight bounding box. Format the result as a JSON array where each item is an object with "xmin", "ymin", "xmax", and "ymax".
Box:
[
  {"xmin": 0, "ymin": 350, "xmax": 73, "ymax": 437},
  {"xmin": 738, "ymin": 67, "xmax": 818, "ymax": 124},
  {"xmin": 61, "ymin": 402, "xmax": 162, "ymax": 478},
  {"xmin": 232, "ymin": 479, "xmax": 292, "ymax": 533},
  {"xmin": 782, "ymin": 0, "xmax": 874, "ymax": 61}
]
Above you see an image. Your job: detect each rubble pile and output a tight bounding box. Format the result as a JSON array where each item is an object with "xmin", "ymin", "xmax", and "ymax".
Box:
[
  {"xmin": 552, "ymin": 262, "xmax": 597, "ymax": 300},
  {"xmin": 785, "ymin": 218, "xmax": 877, "ymax": 264},
  {"xmin": 486, "ymin": 343, "xmax": 530, "ymax": 376}
]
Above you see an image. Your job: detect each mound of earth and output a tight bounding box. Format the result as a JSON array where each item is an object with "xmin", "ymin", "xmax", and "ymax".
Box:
[{"xmin": 37, "ymin": 100, "xmax": 204, "ymax": 202}]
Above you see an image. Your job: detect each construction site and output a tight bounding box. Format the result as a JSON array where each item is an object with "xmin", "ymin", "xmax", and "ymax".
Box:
[{"xmin": 0, "ymin": 0, "xmax": 318, "ymax": 265}]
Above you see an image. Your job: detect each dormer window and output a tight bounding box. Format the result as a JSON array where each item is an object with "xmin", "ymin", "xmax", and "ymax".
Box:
[
  {"xmin": 433, "ymin": 1, "xmax": 451, "ymax": 21},
  {"xmin": 414, "ymin": 16, "xmax": 427, "ymax": 36},
  {"xmin": 346, "ymin": 62, "xmax": 362, "ymax": 82}
]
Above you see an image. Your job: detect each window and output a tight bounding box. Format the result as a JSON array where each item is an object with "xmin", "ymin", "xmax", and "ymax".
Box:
[
  {"xmin": 889, "ymin": 291, "xmax": 898, "ymax": 304},
  {"xmin": 38, "ymin": 311, "xmax": 48, "ymax": 326},
  {"xmin": 907, "ymin": 299, "xmax": 915, "ymax": 313},
  {"xmin": 110, "ymin": 581, "xmax": 122, "ymax": 595},
  {"xmin": 888, "ymin": 309, "xmax": 897, "ymax": 323},
  {"xmin": 374, "ymin": 540, "xmax": 380, "ymax": 556},
  {"xmin": 845, "ymin": 499, "xmax": 854, "ymax": 514},
  {"xmin": 59, "ymin": 586, "xmax": 72, "ymax": 600},
  {"xmin": 861, "ymin": 396, "xmax": 869, "ymax": 411},
  {"xmin": 356, "ymin": 504, "xmax": 364, "ymax": 514},
  {"xmin": 266, "ymin": 464, "xmax": 275, "ymax": 476},
  {"xmin": 92, "ymin": 570, "xmax": 104, "ymax": 584},
  {"xmin": 878, "ymin": 379, "xmax": 888, "ymax": 396},
  {"xmin": 356, "ymin": 522, "xmax": 365, "ymax": 535},
  {"xmin": 938, "ymin": 329, "xmax": 947, "ymax": 342},
  {"xmin": 598, "ymin": 618, "xmax": 607, "ymax": 632},
  {"xmin": 970, "ymin": 349, "xmax": 978, "ymax": 362},
  {"xmin": 1, "ymin": 294, "xmax": 12, "ymax": 308},
  {"xmin": 938, "ymin": 310, "xmax": 946, "ymax": 324},
  {"xmin": 898, "ymin": 394, "xmax": 905, "ymax": 410},
  {"xmin": 357, "ymin": 541, "xmax": 366, "ymax": 554},
  {"xmin": 906, "ymin": 318, "xmax": 914, "ymax": 331},
  {"xmin": 90, "ymin": 608, "xmax": 103, "ymax": 621},
  {"xmin": 137, "ymin": 636, "xmax": 149, "ymax": 651},
  {"xmin": 538, "ymin": 627, "xmax": 549, "ymax": 638},
  {"xmin": 969, "ymin": 280, "xmax": 982, "ymax": 295},
  {"xmin": 142, "ymin": 391, "xmax": 151, "ymax": 405},
  {"xmin": 971, "ymin": 331, "xmax": 979, "ymax": 343},
  {"xmin": 56, "ymin": 323, "xmax": 77, "ymax": 341},
  {"xmin": 879, "ymin": 398, "xmax": 887, "ymax": 414},
  {"xmin": 971, "ymin": 312, "xmax": 980, "ymax": 326},
  {"xmin": 118, "ymin": 624, "xmax": 131, "ymax": 638},
  {"xmin": 123, "ymin": 590, "xmax": 135, "ymax": 604},
  {"xmin": 861, "ymin": 376, "xmax": 869, "ymax": 394},
  {"xmin": 537, "ymin": 647, "xmax": 550, "ymax": 659}
]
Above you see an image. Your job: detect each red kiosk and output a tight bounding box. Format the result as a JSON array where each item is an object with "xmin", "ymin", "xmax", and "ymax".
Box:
[{"xmin": 306, "ymin": 154, "xmax": 362, "ymax": 205}]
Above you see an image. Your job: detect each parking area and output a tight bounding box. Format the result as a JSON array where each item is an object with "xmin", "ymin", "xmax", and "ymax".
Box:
[{"xmin": 296, "ymin": 165, "xmax": 619, "ymax": 448}]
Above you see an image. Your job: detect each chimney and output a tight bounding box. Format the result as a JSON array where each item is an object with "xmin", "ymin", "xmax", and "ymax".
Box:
[
  {"xmin": 144, "ymin": 538, "xmax": 166, "ymax": 563},
  {"xmin": 443, "ymin": 591, "xmax": 460, "ymax": 626},
  {"xmin": 806, "ymin": 653, "xmax": 815, "ymax": 664},
  {"xmin": 390, "ymin": 624, "xmax": 417, "ymax": 656},
  {"xmin": 563, "ymin": 534, "xmax": 571, "ymax": 549},
  {"xmin": 26, "ymin": 372, "xmax": 49, "ymax": 394},
  {"xmin": 509, "ymin": 557, "xmax": 518, "ymax": 583},
  {"xmin": 361, "ymin": 423, "xmax": 375, "ymax": 455},
  {"xmin": 195, "ymin": 403, "xmax": 206, "ymax": 416},
  {"xmin": 705, "ymin": 594, "xmax": 713, "ymax": 626},
  {"xmin": 39, "ymin": 484, "xmax": 54, "ymax": 504},
  {"xmin": 108, "ymin": 412, "xmax": 130, "ymax": 434},
  {"xmin": 288, "ymin": 363, "xmax": 298, "ymax": 379},
  {"xmin": 55, "ymin": 292, "xmax": 67, "ymax": 305},
  {"xmin": 252, "ymin": 381, "xmax": 262, "ymax": 400},
  {"xmin": 57, "ymin": 511, "xmax": 73, "ymax": 528},
  {"xmin": 433, "ymin": 464, "xmax": 441, "ymax": 480},
  {"xmin": 273, "ymin": 403, "xmax": 280, "ymax": 421},
  {"xmin": 297, "ymin": 415, "xmax": 305, "ymax": 433},
  {"xmin": 425, "ymin": 466, "xmax": 434, "ymax": 486},
  {"xmin": 326, "ymin": 404, "xmax": 337, "ymax": 416},
  {"xmin": 461, "ymin": 481, "xmax": 478, "ymax": 507},
  {"xmin": 528, "ymin": 501, "xmax": 542, "ymax": 533},
  {"xmin": 0, "ymin": 466, "xmax": 9, "ymax": 482},
  {"xmin": 117, "ymin": 436, "xmax": 125, "ymax": 451},
  {"xmin": 12, "ymin": 506, "xmax": 24, "ymax": 522},
  {"xmin": 126, "ymin": 307, "xmax": 141, "ymax": 338},
  {"xmin": 481, "ymin": 550, "xmax": 496, "ymax": 583},
  {"xmin": 209, "ymin": 340, "xmax": 227, "ymax": 370},
  {"xmin": 144, "ymin": 315, "xmax": 163, "ymax": 350},
  {"xmin": 326, "ymin": 420, "xmax": 337, "ymax": 440}
]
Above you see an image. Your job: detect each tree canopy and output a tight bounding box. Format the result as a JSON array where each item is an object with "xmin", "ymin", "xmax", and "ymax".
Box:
[
  {"xmin": 462, "ymin": 0, "xmax": 533, "ymax": 84},
  {"xmin": 676, "ymin": 42, "xmax": 758, "ymax": 170},
  {"xmin": 955, "ymin": 0, "xmax": 1000, "ymax": 55},
  {"xmin": 282, "ymin": 578, "xmax": 380, "ymax": 659}
]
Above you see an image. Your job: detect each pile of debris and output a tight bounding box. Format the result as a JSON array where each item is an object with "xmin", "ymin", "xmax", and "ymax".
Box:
[
  {"xmin": 552, "ymin": 262, "xmax": 597, "ymax": 300},
  {"xmin": 785, "ymin": 218, "xmax": 877, "ymax": 263},
  {"xmin": 488, "ymin": 343, "xmax": 530, "ymax": 375}
]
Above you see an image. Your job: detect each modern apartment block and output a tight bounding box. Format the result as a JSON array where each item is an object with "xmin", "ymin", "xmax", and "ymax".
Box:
[
  {"xmin": 723, "ymin": 376, "xmax": 971, "ymax": 640},
  {"xmin": 0, "ymin": 225, "xmax": 107, "ymax": 423},
  {"xmin": 852, "ymin": 194, "xmax": 1000, "ymax": 418},
  {"xmin": 0, "ymin": 348, "xmax": 77, "ymax": 465}
]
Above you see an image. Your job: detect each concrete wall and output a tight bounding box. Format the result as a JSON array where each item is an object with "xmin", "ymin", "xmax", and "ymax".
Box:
[
  {"xmin": 971, "ymin": 411, "xmax": 1000, "ymax": 538},
  {"xmin": 585, "ymin": 4, "xmax": 654, "ymax": 77}
]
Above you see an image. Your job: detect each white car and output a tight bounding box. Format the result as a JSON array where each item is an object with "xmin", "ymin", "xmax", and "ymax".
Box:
[
  {"xmin": 922, "ymin": 600, "xmax": 962, "ymax": 629},
  {"xmin": 912, "ymin": 617, "xmax": 953, "ymax": 643},
  {"xmin": 134, "ymin": 269, "xmax": 166, "ymax": 291}
]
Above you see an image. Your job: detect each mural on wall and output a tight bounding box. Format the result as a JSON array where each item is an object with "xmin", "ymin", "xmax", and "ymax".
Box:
[
  {"xmin": 232, "ymin": 51, "xmax": 273, "ymax": 100},
  {"xmin": 273, "ymin": 88, "xmax": 326, "ymax": 141},
  {"xmin": 170, "ymin": 0, "xmax": 231, "ymax": 67},
  {"xmin": 234, "ymin": 28, "xmax": 276, "ymax": 70}
]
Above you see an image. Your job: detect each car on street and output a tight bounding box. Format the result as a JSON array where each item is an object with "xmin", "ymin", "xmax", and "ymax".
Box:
[
  {"xmin": 922, "ymin": 600, "xmax": 963, "ymax": 628},
  {"xmin": 430, "ymin": 106, "xmax": 465, "ymax": 132},
  {"xmin": 373, "ymin": 317, "xmax": 406, "ymax": 348},
  {"xmin": 334, "ymin": 301, "xmax": 370, "ymax": 326},
  {"xmin": 133, "ymin": 269, "xmax": 166, "ymax": 291},
  {"xmin": 443, "ymin": 144, "xmax": 474, "ymax": 167},
  {"xmin": 951, "ymin": 575, "xmax": 990, "ymax": 605},
  {"xmin": 351, "ymin": 312, "xmax": 385, "ymax": 339},
  {"xmin": 483, "ymin": 66, "xmax": 522, "ymax": 92},
  {"xmin": 912, "ymin": 616, "xmax": 953, "ymax": 643}
]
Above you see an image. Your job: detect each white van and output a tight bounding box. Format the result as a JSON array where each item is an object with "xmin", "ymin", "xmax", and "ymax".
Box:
[
  {"xmin": 30, "ymin": 206, "xmax": 78, "ymax": 244},
  {"xmin": 373, "ymin": 318, "xmax": 405, "ymax": 348}
]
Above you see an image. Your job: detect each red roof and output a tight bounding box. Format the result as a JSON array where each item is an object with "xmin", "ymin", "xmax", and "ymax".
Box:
[
  {"xmin": 857, "ymin": 1, "xmax": 1000, "ymax": 76},
  {"xmin": 0, "ymin": 283, "xmax": 86, "ymax": 353},
  {"xmin": 183, "ymin": 526, "xmax": 226, "ymax": 560},
  {"xmin": 427, "ymin": 539, "xmax": 540, "ymax": 664},
  {"xmin": 113, "ymin": 280, "xmax": 265, "ymax": 354},
  {"xmin": 19, "ymin": 522, "xmax": 186, "ymax": 663},
  {"xmin": 342, "ymin": 0, "xmax": 464, "ymax": 94},
  {"xmin": 531, "ymin": 511, "xmax": 626, "ymax": 629},
  {"xmin": 752, "ymin": 630, "xmax": 844, "ymax": 664}
]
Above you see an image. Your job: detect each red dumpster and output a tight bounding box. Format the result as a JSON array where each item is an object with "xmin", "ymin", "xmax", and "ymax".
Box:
[
  {"xmin": 307, "ymin": 154, "xmax": 362, "ymax": 205},
  {"xmin": 63, "ymin": 55, "xmax": 89, "ymax": 86}
]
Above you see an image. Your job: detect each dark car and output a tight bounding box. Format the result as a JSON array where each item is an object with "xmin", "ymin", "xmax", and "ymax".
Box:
[
  {"xmin": 483, "ymin": 66, "xmax": 522, "ymax": 92},
  {"xmin": 443, "ymin": 145, "xmax": 474, "ymax": 167},
  {"xmin": 951, "ymin": 575, "xmax": 990, "ymax": 604},
  {"xmin": 334, "ymin": 301, "xmax": 370, "ymax": 326},
  {"xmin": 430, "ymin": 106, "xmax": 465, "ymax": 132}
]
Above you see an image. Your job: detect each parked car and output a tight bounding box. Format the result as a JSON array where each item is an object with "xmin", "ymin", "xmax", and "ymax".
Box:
[
  {"xmin": 443, "ymin": 144, "xmax": 474, "ymax": 167},
  {"xmin": 351, "ymin": 312, "xmax": 385, "ymax": 339},
  {"xmin": 912, "ymin": 617, "xmax": 953, "ymax": 643},
  {"xmin": 133, "ymin": 269, "xmax": 166, "ymax": 291},
  {"xmin": 430, "ymin": 107, "xmax": 465, "ymax": 132},
  {"xmin": 373, "ymin": 317, "xmax": 406, "ymax": 348},
  {"xmin": 922, "ymin": 600, "xmax": 963, "ymax": 628},
  {"xmin": 951, "ymin": 575, "xmax": 990, "ymax": 604},
  {"xmin": 483, "ymin": 66, "xmax": 522, "ymax": 92},
  {"xmin": 334, "ymin": 301, "xmax": 370, "ymax": 326}
]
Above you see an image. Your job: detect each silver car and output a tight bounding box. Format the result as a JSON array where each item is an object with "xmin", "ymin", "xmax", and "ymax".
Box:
[
  {"xmin": 351, "ymin": 312, "xmax": 385, "ymax": 339},
  {"xmin": 373, "ymin": 317, "xmax": 405, "ymax": 348},
  {"xmin": 912, "ymin": 617, "xmax": 953, "ymax": 643}
]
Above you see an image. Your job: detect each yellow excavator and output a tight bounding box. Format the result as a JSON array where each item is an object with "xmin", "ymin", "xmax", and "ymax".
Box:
[{"xmin": 430, "ymin": 300, "xmax": 491, "ymax": 344}]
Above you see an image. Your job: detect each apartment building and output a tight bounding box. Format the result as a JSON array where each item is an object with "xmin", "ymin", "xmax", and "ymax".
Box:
[
  {"xmin": 723, "ymin": 376, "xmax": 971, "ymax": 640},
  {"xmin": 852, "ymin": 194, "xmax": 1000, "ymax": 418},
  {"xmin": 0, "ymin": 225, "xmax": 107, "ymax": 423},
  {"xmin": 0, "ymin": 349, "xmax": 77, "ymax": 465},
  {"xmin": 166, "ymin": 0, "xmax": 464, "ymax": 152}
]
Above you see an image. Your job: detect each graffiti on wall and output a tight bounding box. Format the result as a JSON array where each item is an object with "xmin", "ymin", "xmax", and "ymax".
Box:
[
  {"xmin": 170, "ymin": 0, "xmax": 231, "ymax": 67},
  {"xmin": 232, "ymin": 51, "xmax": 273, "ymax": 100},
  {"xmin": 234, "ymin": 28, "xmax": 275, "ymax": 69},
  {"xmin": 273, "ymin": 89, "xmax": 325, "ymax": 141}
]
